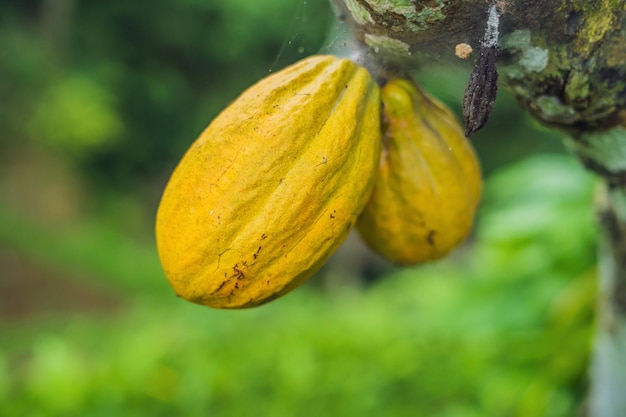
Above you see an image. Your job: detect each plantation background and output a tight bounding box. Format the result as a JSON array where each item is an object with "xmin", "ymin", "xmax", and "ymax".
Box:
[{"xmin": 0, "ymin": 1, "xmax": 598, "ymax": 416}]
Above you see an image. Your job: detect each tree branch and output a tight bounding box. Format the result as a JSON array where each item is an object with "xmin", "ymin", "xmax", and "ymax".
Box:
[{"xmin": 334, "ymin": 0, "xmax": 626, "ymax": 132}]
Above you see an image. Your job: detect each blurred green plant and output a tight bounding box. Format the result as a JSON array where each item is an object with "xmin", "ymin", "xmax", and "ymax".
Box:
[
  {"xmin": 0, "ymin": 0, "xmax": 332, "ymax": 186},
  {"xmin": 29, "ymin": 75, "xmax": 123, "ymax": 155},
  {"xmin": 0, "ymin": 153, "xmax": 596, "ymax": 417}
]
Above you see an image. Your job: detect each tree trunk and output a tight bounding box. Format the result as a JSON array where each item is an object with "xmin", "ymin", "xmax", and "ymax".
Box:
[
  {"xmin": 331, "ymin": 1, "xmax": 626, "ymax": 415},
  {"xmin": 576, "ymin": 129, "xmax": 626, "ymax": 416}
]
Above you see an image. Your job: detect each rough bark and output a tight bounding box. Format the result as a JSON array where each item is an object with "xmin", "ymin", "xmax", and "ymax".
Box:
[
  {"xmin": 331, "ymin": 1, "xmax": 626, "ymax": 416},
  {"xmin": 333, "ymin": 0, "xmax": 626, "ymax": 132}
]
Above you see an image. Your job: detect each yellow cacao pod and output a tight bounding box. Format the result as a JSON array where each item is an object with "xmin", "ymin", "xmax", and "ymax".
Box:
[
  {"xmin": 356, "ymin": 77, "xmax": 482, "ymax": 265},
  {"xmin": 156, "ymin": 55, "xmax": 382, "ymax": 309}
]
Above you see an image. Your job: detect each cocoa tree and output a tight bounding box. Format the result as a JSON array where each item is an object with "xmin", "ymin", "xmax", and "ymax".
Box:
[{"xmin": 330, "ymin": 1, "xmax": 626, "ymax": 415}]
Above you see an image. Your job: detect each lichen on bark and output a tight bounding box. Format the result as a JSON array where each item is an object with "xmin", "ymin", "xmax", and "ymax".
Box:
[{"xmin": 333, "ymin": 0, "xmax": 626, "ymax": 134}]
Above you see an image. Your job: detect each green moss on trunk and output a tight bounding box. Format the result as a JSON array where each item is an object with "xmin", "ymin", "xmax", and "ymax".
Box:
[{"xmin": 333, "ymin": 0, "xmax": 626, "ymax": 133}]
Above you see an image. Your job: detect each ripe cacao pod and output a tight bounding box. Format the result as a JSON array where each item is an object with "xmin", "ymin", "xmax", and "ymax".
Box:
[
  {"xmin": 356, "ymin": 77, "xmax": 482, "ymax": 265},
  {"xmin": 156, "ymin": 55, "xmax": 382, "ymax": 309}
]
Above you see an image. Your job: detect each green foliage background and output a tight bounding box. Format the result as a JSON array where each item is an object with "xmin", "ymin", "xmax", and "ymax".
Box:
[{"xmin": 0, "ymin": 1, "xmax": 597, "ymax": 416}]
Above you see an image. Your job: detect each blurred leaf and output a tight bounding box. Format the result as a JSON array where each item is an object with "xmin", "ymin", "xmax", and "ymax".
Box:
[{"xmin": 29, "ymin": 75, "xmax": 123, "ymax": 154}]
